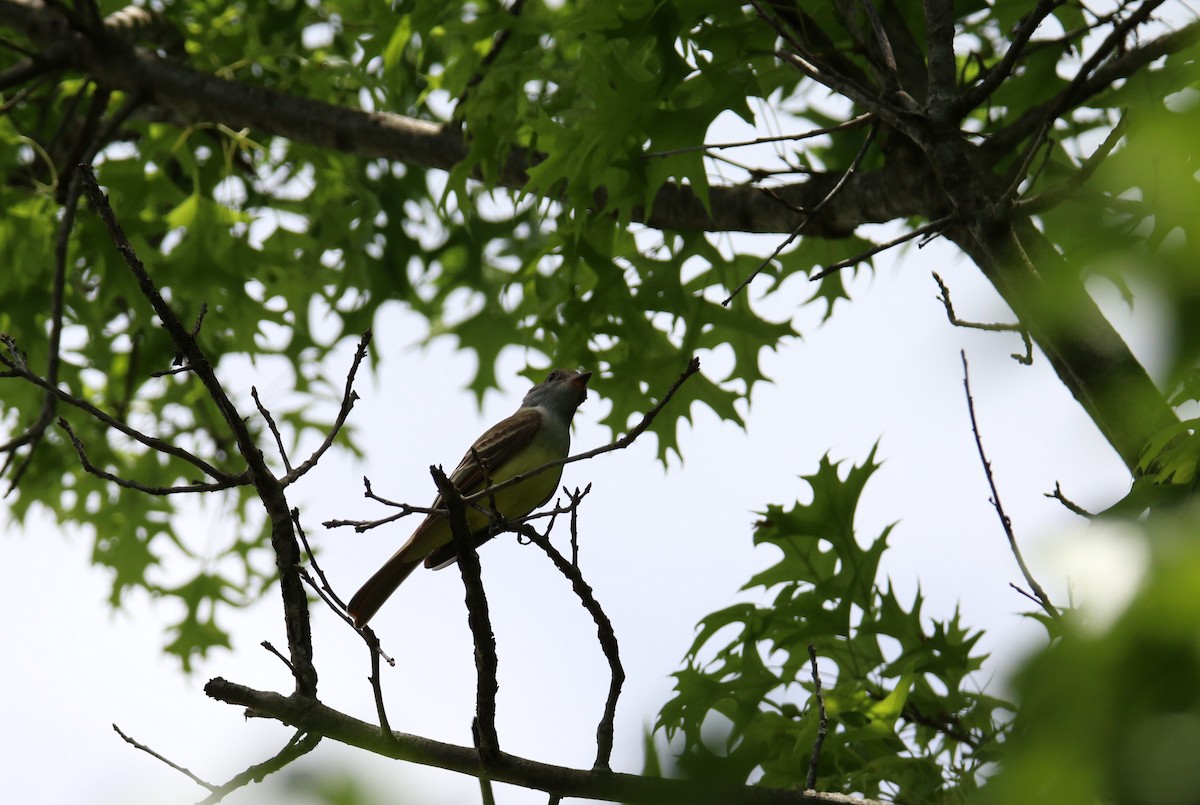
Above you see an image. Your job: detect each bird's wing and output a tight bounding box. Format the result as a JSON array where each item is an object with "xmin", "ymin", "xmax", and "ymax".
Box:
[
  {"xmin": 392, "ymin": 406, "xmax": 543, "ymax": 564},
  {"xmin": 442, "ymin": 406, "xmax": 543, "ymax": 500}
]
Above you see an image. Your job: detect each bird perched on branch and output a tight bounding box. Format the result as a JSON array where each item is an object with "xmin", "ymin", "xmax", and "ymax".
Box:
[{"xmin": 347, "ymin": 368, "xmax": 592, "ymax": 627}]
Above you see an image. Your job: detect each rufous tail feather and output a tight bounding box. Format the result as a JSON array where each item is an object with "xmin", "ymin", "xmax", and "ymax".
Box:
[{"xmin": 347, "ymin": 552, "xmax": 422, "ymax": 627}]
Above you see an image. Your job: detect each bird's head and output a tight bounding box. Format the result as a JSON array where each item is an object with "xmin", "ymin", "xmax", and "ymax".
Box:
[{"xmin": 523, "ymin": 368, "xmax": 591, "ymax": 417}]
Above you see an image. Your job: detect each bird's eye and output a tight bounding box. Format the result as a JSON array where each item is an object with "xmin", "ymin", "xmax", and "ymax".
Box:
[{"xmin": 546, "ymin": 370, "xmax": 562, "ymax": 382}]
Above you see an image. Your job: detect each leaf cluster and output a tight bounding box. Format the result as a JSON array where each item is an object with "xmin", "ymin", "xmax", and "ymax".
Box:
[{"xmin": 657, "ymin": 450, "xmax": 1009, "ymax": 802}]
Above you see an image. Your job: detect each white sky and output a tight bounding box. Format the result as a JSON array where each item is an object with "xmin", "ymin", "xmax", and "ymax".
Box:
[{"xmin": 2, "ymin": 225, "xmax": 1154, "ymax": 803}]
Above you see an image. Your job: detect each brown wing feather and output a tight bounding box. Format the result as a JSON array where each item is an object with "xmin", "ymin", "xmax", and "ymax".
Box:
[
  {"xmin": 347, "ymin": 407, "xmax": 544, "ymax": 626},
  {"xmin": 435, "ymin": 407, "xmax": 543, "ymax": 504}
]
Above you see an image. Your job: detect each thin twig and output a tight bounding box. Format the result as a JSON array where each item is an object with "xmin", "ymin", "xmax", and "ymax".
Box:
[
  {"xmin": 1045, "ymin": 481, "xmax": 1095, "ymax": 518},
  {"xmin": 293, "ymin": 508, "xmax": 343, "ymax": 607},
  {"xmin": 193, "ymin": 731, "xmax": 322, "ymax": 805},
  {"xmin": 644, "ymin": 113, "xmax": 873, "ymax": 158},
  {"xmin": 455, "ymin": 0, "xmax": 527, "ymax": 122},
  {"xmin": 1047, "ymin": 0, "xmax": 1168, "ymax": 122},
  {"xmin": 113, "ymin": 724, "xmax": 216, "ymax": 791},
  {"xmin": 0, "ymin": 359, "xmax": 236, "ymax": 482},
  {"xmin": 322, "ymin": 476, "xmax": 440, "ymax": 532},
  {"xmin": 1000, "ymin": 116, "xmax": 1055, "ymax": 206},
  {"xmin": 750, "ymin": 0, "xmax": 908, "ymax": 128},
  {"xmin": 283, "ymin": 330, "xmax": 370, "ymax": 485},
  {"xmin": 934, "ymin": 273, "xmax": 1033, "ymax": 364},
  {"xmin": 362, "ymin": 623, "xmax": 396, "ymax": 741},
  {"xmin": 260, "ymin": 641, "xmax": 295, "ymax": 674},
  {"xmin": 57, "ymin": 417, "xmax": 245, "ymax": 494},
  {"xmin": 961, "ymin": 0, "xmax": 1064, "ymax": 111},
  {"xmin": 2, "ymin": 94, "xmax": 142, "ymax": 492},
  {"xmin": 253, "ymin": 387, "xmax": 293, "ymax": 473},
  {"xmin": 860, "ymin": 0, "xmax": 901, "ymax": 94},
  {"xmin": 805, "ymin": 645, "xmax": 827, "ymax": 790},
  {"xmin": 961, "ymin": 351, "xmax": 1059, "ymax": 620},
  {"xmin": 810, "ymin": 215, "xmax": 955, "ymax": 280},
  {"xmin": 1018, "ymin": 110, "xmax": 1129, "ymax": 213},
  {"xmin": 723, "ymin": 122, "xmax": 879, "ymax": 305}
]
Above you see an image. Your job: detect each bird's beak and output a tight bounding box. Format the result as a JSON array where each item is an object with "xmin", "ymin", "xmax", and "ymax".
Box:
[{"xmin": 572, "ymin": 371, "xmax": 592, "ymax": 399}]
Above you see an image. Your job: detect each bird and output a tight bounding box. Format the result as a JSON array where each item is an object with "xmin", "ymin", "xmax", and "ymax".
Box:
[{"xmin": 347, "ymin": 368, "xmax": 592, "ymax": 627}]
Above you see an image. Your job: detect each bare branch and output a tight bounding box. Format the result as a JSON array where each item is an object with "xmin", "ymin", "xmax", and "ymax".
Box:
[
  {"xmin": 204, "ymin": 677, "xmax": 890, "ymax": 805},
  {"xmin": 322, "ymin": 476, "xmax": 440, "ymax": 532},
  {"xmin": 934, "ymin": 273, "xmax": 1033, "ymax": 365},
  {"xmin": 516, "ymin": 490, "xmax": 623, "ymax": 772},
  {"xmin": 1, "ymin": 91, "xmax": 143, "ymax": 493},
  {"xmin": 432, "ymin": 464, "xmax": 500, "ymax": 763},
  {"xmin": 1017, "ymin": 110, "xmax": 1129, "ymax": 213},
  {"xmin": 78, "ymin": 163, "xmax": 318, "ymax": 695},
  {"xmin": 860, "ymin": 0, "xmax": 902, "ymax": 94},
  {"xmin": 57, "ymin": 417, "xmax": 246, "ymax": 494},
  {"xmin": 961, "ymin": 0, "xmax": 1063, "ymax": 111},
  {"xmin": 724, "ymin": 122, "xmax": 880, "ymax": 304},
  {"xmin": 961, "ymin": 351, "xmax": 1059, "ymax": 620},
  {"xmin": 252, "ymin": 387, "xmax": 293, "ymax": 474},
  {"xmin": 0, "ymin": 358, "xmax": 237, "ymax": 482},
  {"xmin": 644, "ymin": 113, "xmax": 873, "ymax": 159},
  {"xmin": 810, "ymin": 214, "xmax": 954, "ymax": 280},
  {"xmin": 1045, "ymin": 481, "xmax": 1095, "ymax": 518},
  {"xmin": 283, "ymin": 330, "xmax": 371, "ymax": 485},
  {"xmin": 194, "ymin": 731, "xmax": 322, "ymax": 805},
  {"xmin": 113, "ymin": 724, "xmax": 216, "ymax": 792},
  {"xmin": 260, "ymin": 641, "xmax": 295, "ymax": 675}
]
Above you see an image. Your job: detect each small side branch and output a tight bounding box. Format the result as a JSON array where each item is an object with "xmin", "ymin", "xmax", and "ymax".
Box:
[
  {"xmin": 517, "ymin": 496, "xmax": 624, "ymax": 772},
  {"xmin": 643, "ymin": 113, "xmax": 873, "ymax": 159},
  {"xmin": 1017, "ymin": 110, "xmax": 1129, "ymax": 213},
  {"xmin": 283, "ymin": 330, "xmax": 371, "ymax": 485},
  {"xmin": 113, "ymin": 724, "xmax": 216, "ymax": 792},
  {"xmin": 0, "ymin": 355, "xmax": 238, "ymax": 482},
  {"xmin": 961, "ymin": 351, "xmax": 1059, "ymax": 620},
  {"xmin": 810, "ymin": 215, "xmax": 954, "ymax": 281},
  {"xmin": 194, "ymin": 731, "xmax": 322, "ymax": 805},
  {"xmin": 1045, "ymin": 481, "xmax": 1095, "ymax": 518},
  {"xmin": 57, "ymin": 417, "xmax": 245, "ymax": 494},
  {"xmin": 723, "ymin": 122, "xmax": 880, "ymax": 305},
  {"xmin": 934, "ymin": 273, "xmax": 1033, "ymax": 365}
]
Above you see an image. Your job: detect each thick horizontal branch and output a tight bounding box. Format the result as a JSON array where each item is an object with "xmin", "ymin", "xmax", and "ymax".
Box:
[
  {"xmin": 204, "ymin": 678, "xmax": 886, "ymax": 805},
  {"xmin": 0, "ymin": 0, "xmax": 928, "ymax": 236}
]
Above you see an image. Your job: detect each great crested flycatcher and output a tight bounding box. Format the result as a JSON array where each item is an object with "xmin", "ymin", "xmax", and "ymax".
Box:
[{"xmin": 347, "ymin": 368, "xmax": 591, "ymax": 627}]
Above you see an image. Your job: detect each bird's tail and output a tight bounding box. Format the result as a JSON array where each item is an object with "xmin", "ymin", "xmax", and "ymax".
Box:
[{"xmin": 347, "ymin": 550, "xmax": 422, "ymax": 627}]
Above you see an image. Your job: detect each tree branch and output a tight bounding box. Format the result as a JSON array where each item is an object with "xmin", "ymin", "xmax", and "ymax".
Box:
[
  {"xmin": 961, "ymin": 351, "xmax": 1059, "ymax": 621},
  {"xmin": 203, "ymin": 677, "xmax": 889, "ymax": 805},
  {"xmin": 432, "ymin": 464, "xmax": 500, "ymax": 763},
  {"xmin": 517, "ymin": 497, "xmax": 624, "ymax": 772},
  {"xmin": 78, "ymin": 164, "xmax": 318, "ymax": 696}
]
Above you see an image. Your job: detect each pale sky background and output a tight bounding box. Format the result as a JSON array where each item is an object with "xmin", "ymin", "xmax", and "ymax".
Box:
[
  {"xmin": 2, "ymin": 232, "xmax": 1153, "ymax": 804},
  {"xmin": 0, "ymin": 10, "xmax": 1169, "ymax": 802}
]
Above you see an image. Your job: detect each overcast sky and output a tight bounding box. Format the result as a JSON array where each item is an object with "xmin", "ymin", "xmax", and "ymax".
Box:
[{"xmin": 4, "ymin": 218, "xmax": 1155, "ymax": 804}]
